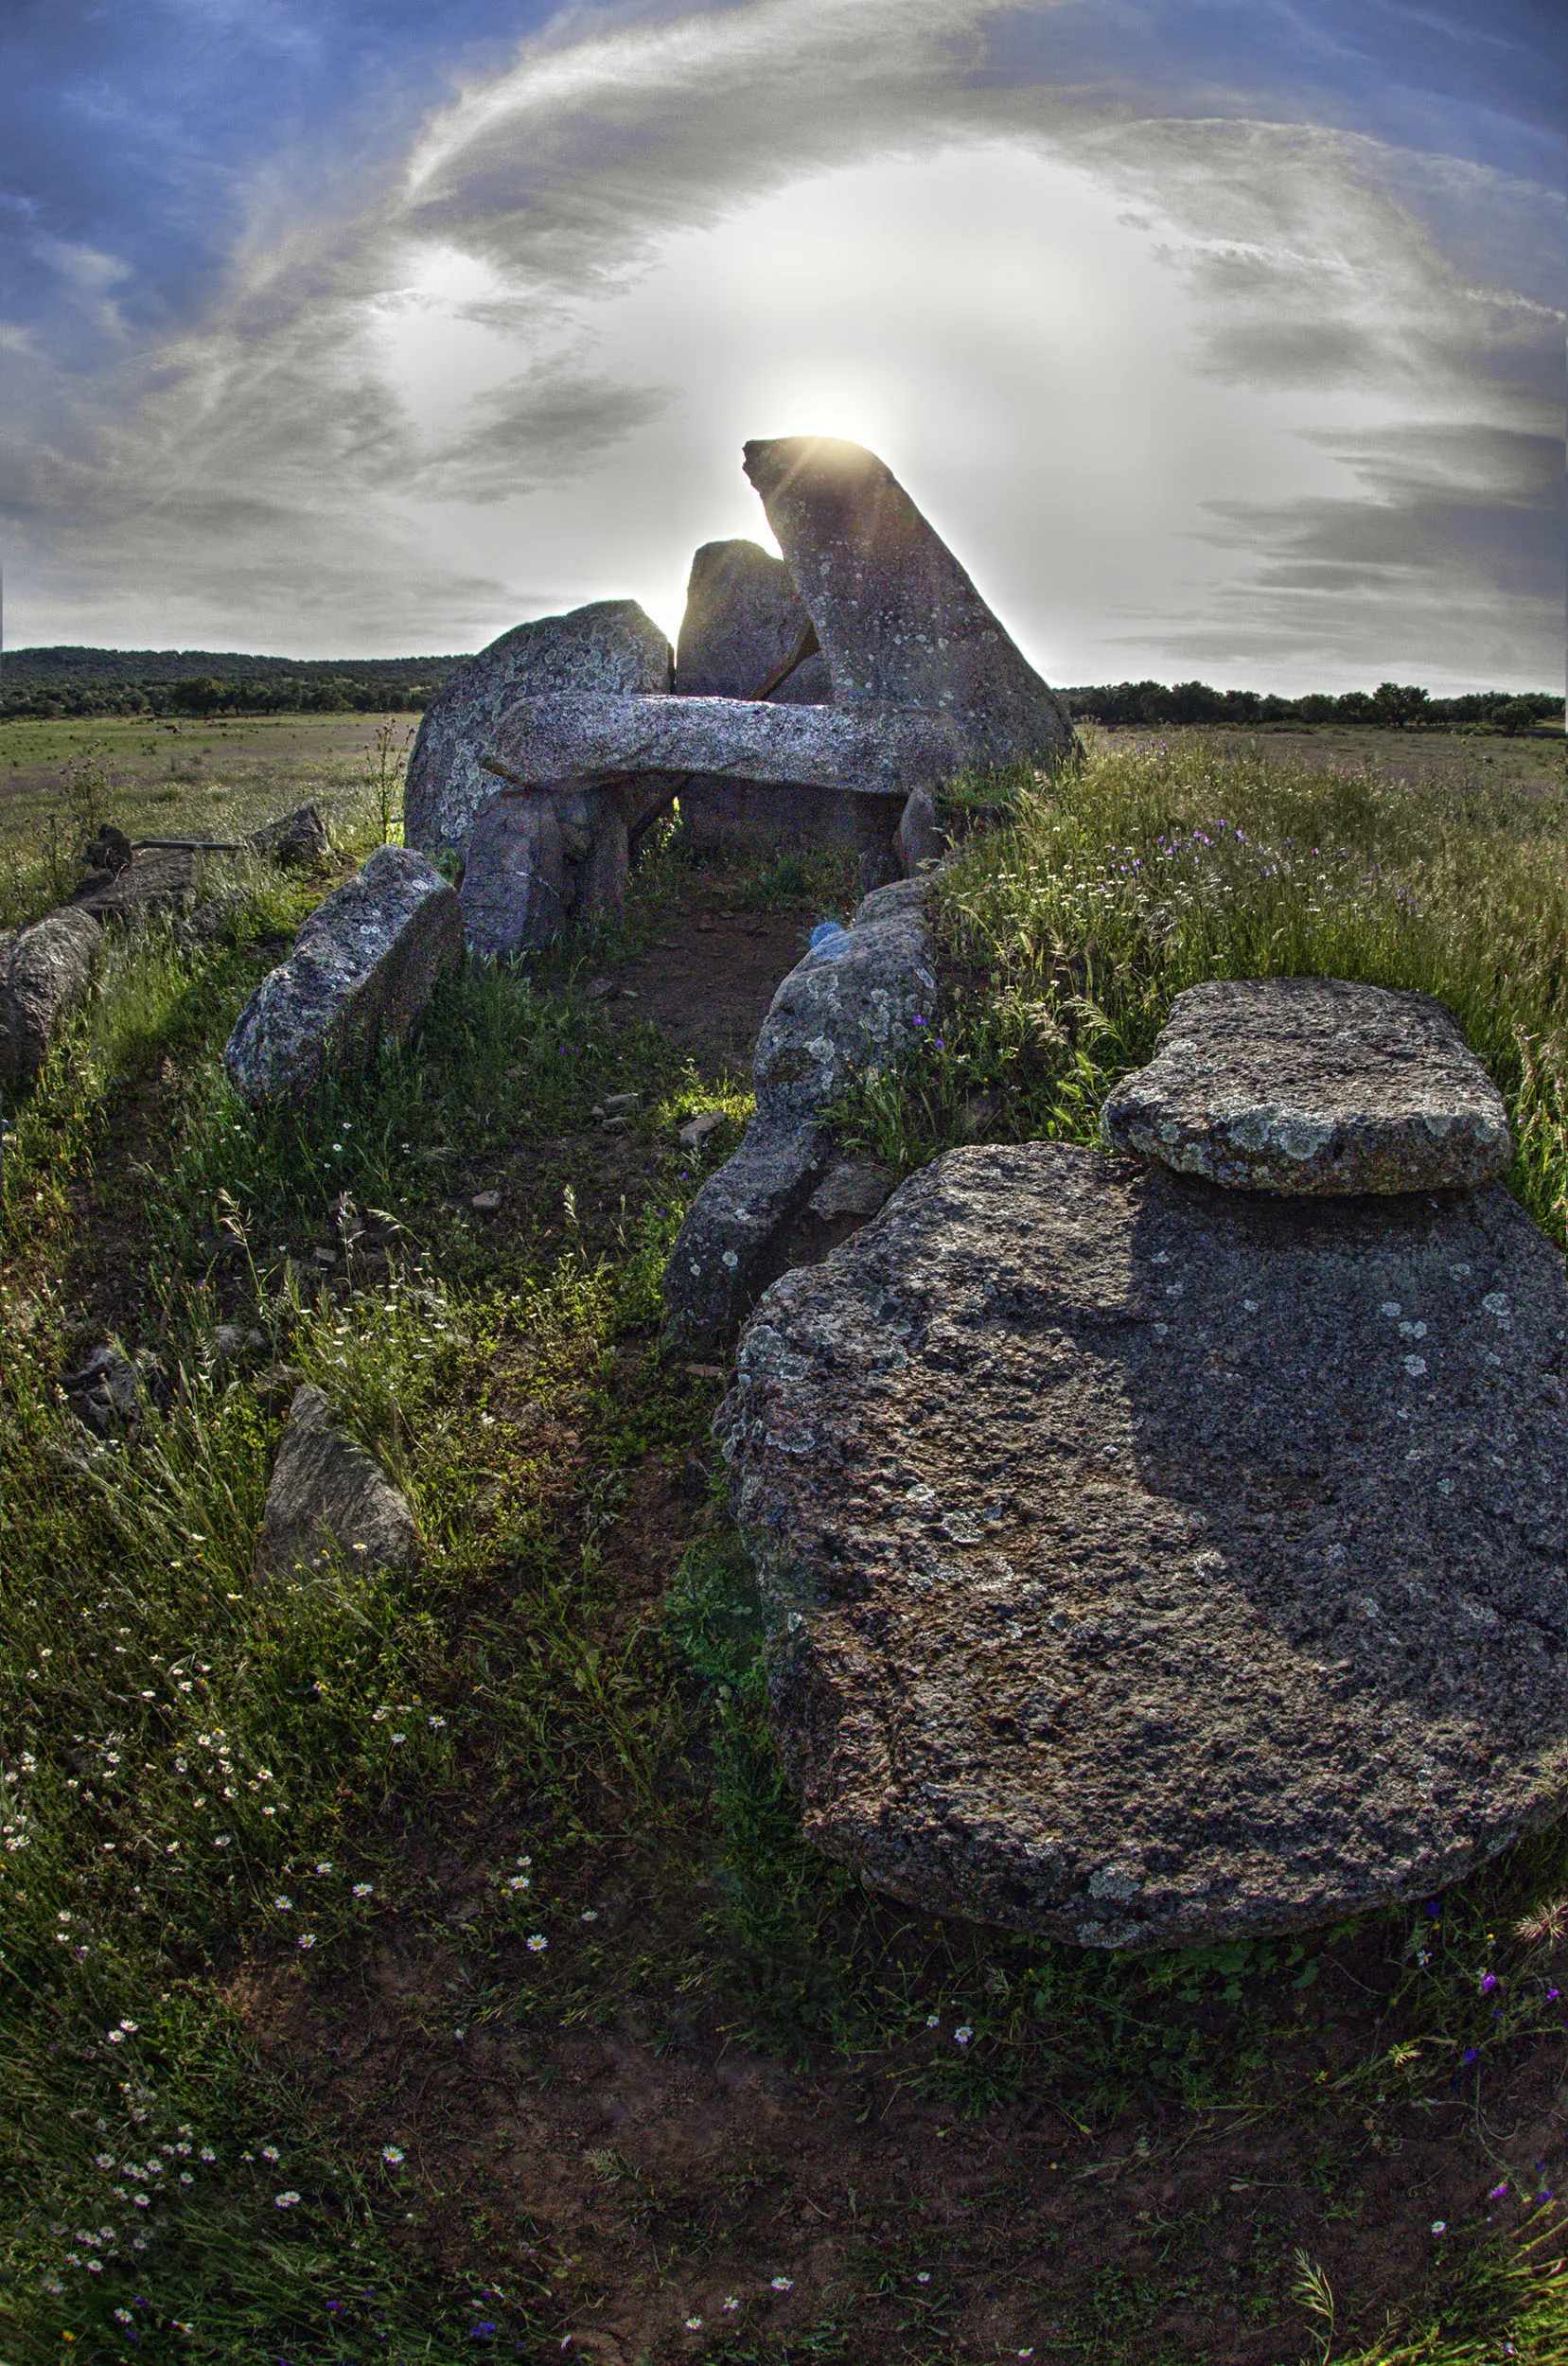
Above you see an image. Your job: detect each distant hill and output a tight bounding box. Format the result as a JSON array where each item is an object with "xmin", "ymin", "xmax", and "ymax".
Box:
[{"xmin": 1, "ymin": 645, "xmax": 473, "ymax": 718}]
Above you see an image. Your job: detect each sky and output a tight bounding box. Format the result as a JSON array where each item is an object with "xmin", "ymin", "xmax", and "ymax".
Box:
[{"xmin": 1, "ymin": 0, "xmax": 1561, "ymax": 693}]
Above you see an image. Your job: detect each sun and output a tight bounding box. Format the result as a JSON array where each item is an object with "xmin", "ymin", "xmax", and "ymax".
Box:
[{"xmin": 743, "ymin": 370, "xmax": 900, "ymax": 457}]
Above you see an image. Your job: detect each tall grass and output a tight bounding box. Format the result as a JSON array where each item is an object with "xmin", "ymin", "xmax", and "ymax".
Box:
[{"xmin": 840, "ymin": 735, "xmax": 1567, "ymax": 1245}]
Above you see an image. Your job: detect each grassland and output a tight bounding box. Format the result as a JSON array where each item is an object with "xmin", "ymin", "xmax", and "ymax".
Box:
[{"xmin": 0, "ymin": 722, "xmax": 1565, "ymax": 2364}]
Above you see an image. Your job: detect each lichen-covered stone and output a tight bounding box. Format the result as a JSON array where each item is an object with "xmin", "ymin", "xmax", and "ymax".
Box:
[
  {"xmin": 1103, "ymin": 978, "xmax": 1513, "ymax": 1195},
  {"xmin": 716, "ymin": 1141, "xmax": 1568, "ymax": 1951},
  {"xmin": 69, "ymin": 847, "xmax": 200, "ymax": 922},
  {"xmin": 403, "ymin": 600, "xmax": 671, "ymax": 862},
  {"xmin": 740, "ymin": 436, "xmax": 1079, "ymax": 767},
  {"xmin": 257, "ymin": 1386, "xmax": 419, "ymax": 1580},
  {"xmin": 224, "ymin": 846, "xmax": 461, "ymax": 1106},
  {"xmin": 482, "ymin": 691, "xmax": 970, "ymax": 803},
  {"xmin": 250, "ymin": 802, "xmax": 331, "ymax": 869},
  {"xmin": 0, "ymin": 907, "xmax": 100, "ymax": 1082},
  {"xmin": 675, "ymin": 539, "xmax": 830, "ymax": 704},
  {"xmin": 661, "ymin": 1121, "xmax": 830, "ymax": 1351},
  {"xmin": 753, "ymin": 904, "xmax": 936, "ymax": 1122}
]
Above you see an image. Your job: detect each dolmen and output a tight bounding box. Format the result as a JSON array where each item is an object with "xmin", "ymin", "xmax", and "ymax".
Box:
[
  {"xmin": 403, "ymin": 437, "xmax": 1079, "ymax": 959},
  {"xmin": 716, "ymin": 978, "xmax": 1568, "ymax": 1949}
]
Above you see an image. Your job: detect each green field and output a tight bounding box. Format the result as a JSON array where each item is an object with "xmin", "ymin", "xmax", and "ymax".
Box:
[{"xmin": 0, "ymin": 725, "xmax": 1565, "ymax": 2363}]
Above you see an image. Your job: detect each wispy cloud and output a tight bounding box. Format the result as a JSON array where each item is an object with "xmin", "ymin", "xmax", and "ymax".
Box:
[{"xmin": 2, "ymin": 0, "xmax": 1560, "ymax": 686}]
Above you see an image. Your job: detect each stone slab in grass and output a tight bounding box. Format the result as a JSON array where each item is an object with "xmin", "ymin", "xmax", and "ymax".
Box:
[
  {"xmin": 715, "ymin": 1142, "xmax": 1568, "ymax": 1950},
  {"xmin": 257, "ymin": 1386, "xmax": 419, "ymax": 1581},
  {"xmin": 1102, "ymin": 977, "xmax": 1512, "ymax": 1195},
  {"xmin": 0, "ymin": 906, "xmax": 100, "ymax": 1082},
  {"xmin": 224, "ymin": 845, "xmax": 461, "ymax": 1106}
]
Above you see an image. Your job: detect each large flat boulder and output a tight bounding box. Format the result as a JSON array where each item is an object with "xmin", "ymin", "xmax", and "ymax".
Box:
[
  {"xmin": 482, "ymin": 691, "xmax": 971, "ymax": 802},
  {"xmin": 1102, "ymin": 978, "xmax": 1513, "ymax": 1194},
  {"xmin": 675, "ymin": 539, "xmax": 831, "ymax": 704},
  {"xmin": 740, "ymin": 436, "xmax": 1078, "ymax": 768},
  {"xmin": 716, "ymin": 1142, "xmax": 1568, "ymax": 1951},
  {"xmin": 404, "ymin": 600, "xmax": 671, "ymax": 862},
  {"xmin": 0, "ymin": 907, "xmax": 100, "ymax": 1082},
  {"xmin": 69, "ymin": 846, "xmax": 201, "ymax": 922},
  {"xmin": 257, "ymin": 1386, "xmax": 419, "ymax": 1580},
  {"xmin": 224, "ymin": 846, "xmax": 461, "ymax": 1105}
]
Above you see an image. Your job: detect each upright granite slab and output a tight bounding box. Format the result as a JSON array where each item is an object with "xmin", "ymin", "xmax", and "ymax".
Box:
[
  {"xmin": 675, "ymin": 539, "xmax": 831, "ymax": 704},
  {"xmin": 225, "ymin": 846, "xmax": 461, "ymax": 1106},
  {"xmin": 404, "ymin": 600, "xmax": 672, "ymax": 863},
  {"xmin": 1102, "ymin": 978, "xmax": 1512, "ymax": 1195},
  {"xmin": 741, "ymin": 436, "xmax": 1079, "ymax": 768},
  {"xmin": 716, "ymin": 1141, "xmax": 1568, "ymax": 1950}
]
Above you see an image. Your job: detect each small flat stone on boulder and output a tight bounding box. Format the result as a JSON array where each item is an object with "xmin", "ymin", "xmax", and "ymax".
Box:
[
  {"xmin": 224, "ymin": 845, "xmax": 461, "ymax": 1106},
  {"xmin": 716, "ymin": 1141, "xmax": 1568, "ymax": 1950},
  {"xmin": 70, "ymin": 846, "xmax": 200, "ymax": 923},
  {"xmin": 807, "ymin": 1158, "xmax": 897, "ymax": 1220},
  {"xmin": 404, "ymin": 599, "xmax": 672, "ymax": 862},
  {"xmin": 1102, "ymin": 978, "xmax": 1512, "ymax": 1195},
  {"xmin": 257, "ymin": 1385, "xmax": 419, "ymax": 1580}
]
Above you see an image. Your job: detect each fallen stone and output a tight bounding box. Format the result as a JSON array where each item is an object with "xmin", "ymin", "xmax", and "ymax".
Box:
[
  {"xmin": 0, "ymin": 907, "xmax": 101, "ymax": 1083},
  {"xmin": 483, "ymin": 691, "xmax": 971, "ymax": 803},
  {"xmin": 404, "ymin": 600, "xmax": 672, "ymax": 863},
  {"xmin": 675, "ymin": 539, "xmax": 831, "ymax": 704},
  {"xmin": 1102, "ymin": 978, "xmax": 1513, "ymax": 1195},
  {"xmin": 257, "ymin": 1385, "xmax": 420, "ymax": 1581},
  {"xmin": 81, "ymin": 823, "xmax": 132, "ymax": 876},
  {"xmin": 470, "ymin": 1190, "xmax": 502, "ymax": 1212},
  {"xmin": 212, "ymin": 1323, "xmax": 250, "ymax": 1360},
  {"xmin": 661, "ymin": 1121, "xmax": 831, "ymax": 1351},
  {"xmin": 893, "ymin": 784, "xmax": 945, "ymax": 876},
  {"xmin": 741, "ymin": 436, "xmax": 1079, "ymax": 767},
  {"xmin": 63, "ymin": 1344, "xmax": 142, "ymax": 1434},
  {"xmin": 602, "ymin": 1091, "xmax": 640, "ymax": 1114},
  {"xmin": 807, "ymin": 1158, "xmax": 897, "ymax": 1220},
  {"xmin": 678, "ymin": 1109, "xmax": 727, "ymax": 1152},
  {"xmin": 249, "ymin": 802, "xmax": 331, "ymax": 869},
  {"xmin": 753, "ymin": 901, "xmax": 936, "ymax": 1123},
  {"xmin": 716, "ymin": 1141, "xmax": 1568, "ymax": 1951},
  {"xmin": 224, "ymin": 846, "xmax": 462, "ymax": 1107},
  {"xmin": 69, "ymin": 846, "xmax": 201, "ymax": 923}
]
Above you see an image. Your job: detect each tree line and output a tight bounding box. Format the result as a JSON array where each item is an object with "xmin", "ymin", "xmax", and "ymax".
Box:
[{"xmin": 1059, "ymin": 680, "xmax": 1560, "ymax": 733}]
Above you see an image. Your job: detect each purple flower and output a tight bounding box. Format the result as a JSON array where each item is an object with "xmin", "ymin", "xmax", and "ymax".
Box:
[
  {"xmin": 1489, "ymin": 2181, "xmax": 1508, "ymax": 2198},
  {"xmin": 1462, "ymin": 2047, "xmax": 1479, "ymax": 2063},
  {"xmin": 1481, "ymin": 1972, "xmax": 1498, "ymax": 1994}
]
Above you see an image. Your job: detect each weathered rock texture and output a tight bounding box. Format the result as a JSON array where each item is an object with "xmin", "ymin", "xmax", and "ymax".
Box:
[
  {"xmin": 250, "ymin": 802, "xmax": 330, "ymax": 869},
  {"xmin": 70, "ymin": 846, "xmax": 201, "ymax": 923},
  {"xmin": 1103, "ymin": 978, "xmax": 1513, "ymax": 1195},
  {"xmin": 741, "ymin": 436, "xmax": 1078, "ymax": 767},
  {"xmin": 404, "ymin": 600, "xmax": 672, "ymax": 862},
  {"xmin": 483, "ymin": 691, "xmax": 969, "ymax": 802},
  {"xmin": 716, "ymin": 1141, "xmax": 1568, "ymax": 1951},
  {"xmin": 257, "ymin": 1386, "xmax": 419, "ymax": 1580},
  {"xmin": 224, "ymin": 846, "xmax": 461, "ymax": 1106},
  {"xmin": 663, "ymin": 888, "xmax": 935, "ymax": 1349},
  {"xmin": 460, "ymin": 784, "xmax": 639, "ymax": 961},
  {"xmin": 0, "ymin": 907, "xmax": 100, "ymax": 1082},
  {"xmin": 675, "ymin": 539, "xmax": 831, "ymax": 704}
]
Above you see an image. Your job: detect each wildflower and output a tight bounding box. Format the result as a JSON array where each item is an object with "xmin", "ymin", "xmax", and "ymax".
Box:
[
  {"xmin": 1462, "ymin": 2048, "xmax": 1478, "ymax": 2063},
  {"xmin": 685, "ymin": 2319, "xmax": 703, "ymax": 2332},
  {"xmin": 429, "ymin": 1716, "xmax": 446, "ymax": 1729},
  {"xmin": 770, "ymin": 2276, "xmax": 793, "ymax": 2291},
  {"xmin": 353, "ymin": 1882, "xmax": 373, "ymax": 1898},
  {"xmin": 200, "ymin": 2148, "xmax": 216, "ymax": 2163},
  {"xmin": 1489, "ymin": 2181, "xmax": 1508, "ymax": 2198},
  {"xmin": 314, "ymin": 1861, "xmax": 334, "ymax": 1874},
  {"xmin": 381, "ymin": 2146, "xmax": 405, "ymax": 2166},
  {"xmin": 390, "ymin": 1732, "xmax": 407, "ymax": 1745},
  {"xmin": 179, "ymin": 2171, "xmax": 194, "ymax": 2184},
  {"xmin": 260, "ymin": 2145, "xmax": 281, "ymax": 2162},
  {"xmin": 581, "ymin": 1909, "xmax": 598, "ymax": 1922},
  {"xmin": 298, "ymin": 1933, "xmax": 316, "ymax": 1950},
  {"xmin": 722, "ymin": 2297, "xmax": 739, "ymax": 2312},
  {"xmin": 97, "ymin": 2153, "xmax": 115, "ymax": 2169},
  {"xmin": 954, "ymin": 2026, "xmax": 973, "ymax": 2047},
  {"xmin": 115, "ymin": 2311, "xmax": 133, "ymax": 2325},
  {"xmin": 274, "ymin": 1896, "xmax": 293, "ymax": 1912},
  {"xmin": 506, "ymin": 1875, "xmax": 530, "ymax": 1892},
  {"xmin": 1480, "ymin": 1971, "xmax": 1498, "ymax": 1994},
  {"xmin": 916, "ymin": 2270, "xmax": 931, "ymax": 2284},
  {"xmin": 274, "ymin": 2190, "xmax": 301, "ymax": 2208},
  {"xmin": 925, "ymin": 2014, "xmax": 940, "ymax": 2029},
  {"xmin": 527, "ymin": 1933, "xmax": 548, "ymax": 1952},
  {"xmin": 1432, "ymin": 2220, "xmax": 1447, "ymax": 2234}
]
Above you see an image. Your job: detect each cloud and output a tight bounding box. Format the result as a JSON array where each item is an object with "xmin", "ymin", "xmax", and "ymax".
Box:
[{"xmin": 3, "ymin": 0, "xmax": 1560, "ymax": 688}]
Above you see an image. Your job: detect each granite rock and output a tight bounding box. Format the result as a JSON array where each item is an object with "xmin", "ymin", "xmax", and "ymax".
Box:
[
  {"xmin": 257, "ymin": 1386, "xmax": 419, "ymax": 1580},
  {"xmin": 675, "ymin": 538, "xmax": 831, "ymax": 704},
  {"xmin": 460, "ymin": 793, "xmax": 569, "ymax": 960},
  {"xmin": 0, "ymin": 907, "xmax": 101, "ymax": 1082},
  {"xmin": 403, "ymin": 600, "xmax": 672, "ymax": 862},
  {"xmin": 1102, "ymin": 977, "xmax": 1513, "ymax": 1195},
  {"xmin": 250, "ymin": 802, "xmax": 331, "ymax": 870},
  {"xmin": 716, "ymin": 1141, "xmax": 1568, "ymax": 1950},
  {"xmin": 70, "ymin": 846, "xmax": 200, "ymax": 922},
  {"xmin": 808, "ymin": 1159, "xmax": 897, "ymax": 1220},
  {"xmin": 482, "ymin": 691, "xmax": 970, "ymax": 803},
  {"xmin": 661, "ymin": 1121, "xmax": 830, "ymax": 1351},
  {"xmin": 741, "ymin": 436, "xmax": 1079, "ymax": 767},
  {"xmin": 753, "ymin": 903, "xmax": 936, "ymax": 1123},
  {"xmin": 224, "ymin": 846, "xmax": 462, "ymax": 1106}
]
